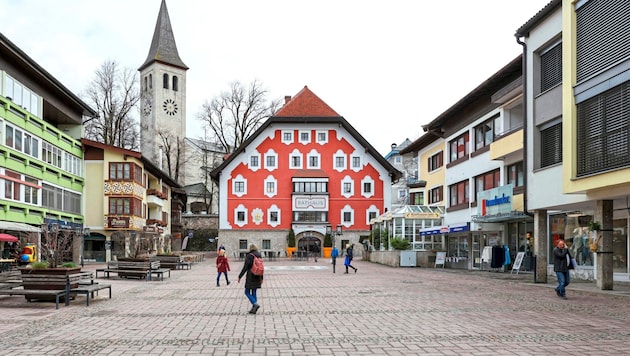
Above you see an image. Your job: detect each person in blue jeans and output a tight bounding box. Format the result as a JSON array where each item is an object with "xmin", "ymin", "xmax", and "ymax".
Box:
[
  {"xmin": 238, "ymin": 244, "xmax": 264, "ymax": 314},
  {"xmin": 331, "ymin": 245, "xmax": 339, "ymax": 273},
  {"xmin": 553, "ymin": 239, "xmax": 571, "ymax": 300}
]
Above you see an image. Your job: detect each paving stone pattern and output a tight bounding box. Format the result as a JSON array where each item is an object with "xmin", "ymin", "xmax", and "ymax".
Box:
[{"xmin": 1, "ymin": 256, "xmax": 630, "ymax": 355}]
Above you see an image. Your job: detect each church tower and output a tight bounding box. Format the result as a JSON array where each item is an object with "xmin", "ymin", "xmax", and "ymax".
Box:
[{"xmin": 139, "ymin": 0, "xmax": 188, "ymax": 183}]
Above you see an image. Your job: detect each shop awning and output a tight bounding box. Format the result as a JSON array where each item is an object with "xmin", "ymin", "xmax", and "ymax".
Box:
[
  {"xmin": 0, "ymin": 221, "xmax": 41, "ymax": 233},
  {"xmin": 0, "ymin": 233, "xmax": 19, "ymax": 242}
]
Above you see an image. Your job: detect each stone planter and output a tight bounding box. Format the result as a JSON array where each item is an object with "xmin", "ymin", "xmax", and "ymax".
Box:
[
  {"xmin": 20, "ymin": 267, "xmax": 81, "ymax": 301},
  {"xmin": 286, "ymin": 247, "xmax": 297, "ymax": 257}
]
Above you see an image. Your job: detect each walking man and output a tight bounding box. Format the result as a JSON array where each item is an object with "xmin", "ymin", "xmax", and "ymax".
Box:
[
  {"xmin": 553, "ymin": 239, "xmax": 571, "ymax": 300},
  {"xmin": 344, "ymin": 243, "xmax": 357, "ymax": 274}
]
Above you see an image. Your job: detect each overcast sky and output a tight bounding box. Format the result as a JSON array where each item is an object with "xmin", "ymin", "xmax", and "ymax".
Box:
[{"xmin": 1, "ymin": 0, "xmax": 550, "ymax": 155}]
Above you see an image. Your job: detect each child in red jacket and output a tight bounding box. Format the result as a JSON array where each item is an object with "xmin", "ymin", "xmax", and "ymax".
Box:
[{"xmin": 216, "ymin": 250, "xmax": 231, "ymax": 287}]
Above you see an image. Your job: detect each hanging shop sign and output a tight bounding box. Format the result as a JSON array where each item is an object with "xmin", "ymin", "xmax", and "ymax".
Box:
[
  {"xmin": 477, "ymin": 185, "xmax": 513, "ymax": 217},
  {"xmin": 108, "ymin": 217, "xmax": 130, "ymax": 229},
  {"xmin": 419, "ymin": 222, "xmax": 470, "ymax": 236}
]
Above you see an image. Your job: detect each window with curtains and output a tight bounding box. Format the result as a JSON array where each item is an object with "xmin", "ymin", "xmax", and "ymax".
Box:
[
  {"xmin": 506, "ymin": 162, "xmax": 524, "ymax": 187},
  {"xmin": 474, "ymin": 115, "xmax": 499, "ymax": 151},
  {"xmin": 428, "ymin": 151, "xmax": 443, "ymax": 172},
  {"xmin": 474, "ymin": 169, "xmax": 500, "ymax": 200},
  {"xmin": 449, "ymin": 180, "xmax": 469, "ymax": 208},
  {"xmin": 429, "ymin": 186, "xmax": 443, "ymax": 204},
  {"xmin": 449, "ymin": 132, "xmax": 469, "ymax": 163}
]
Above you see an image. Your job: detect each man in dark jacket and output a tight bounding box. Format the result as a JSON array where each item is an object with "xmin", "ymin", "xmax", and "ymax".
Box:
[
  {"xmin": 238, "ymin": 244, "xmax": 264, "ymax": 314},
  {"xmin": 553, "ymin": 239, "xmax": 571, "ymax": 300}
]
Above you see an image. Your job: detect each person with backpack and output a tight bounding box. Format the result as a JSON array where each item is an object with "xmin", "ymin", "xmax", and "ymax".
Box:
[{"xmin": 238, "ymin": 243, "xmax": 264, "ymax": 314}]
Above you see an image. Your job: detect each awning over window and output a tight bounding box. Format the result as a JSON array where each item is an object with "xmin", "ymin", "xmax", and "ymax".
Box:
[{"xmin": 0, "ymin": 221, "xmax": 41, "ymax": 233}]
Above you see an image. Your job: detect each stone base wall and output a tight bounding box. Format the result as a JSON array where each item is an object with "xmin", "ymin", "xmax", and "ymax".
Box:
[{"xmin": 366, "ymin": 251, "xmax": 436, "ymax": 268}]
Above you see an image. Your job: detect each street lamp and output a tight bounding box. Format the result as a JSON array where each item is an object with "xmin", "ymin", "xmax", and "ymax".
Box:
[{"xmin": 326, "ymin": 224, "xmax": 343, "ymax": 248}]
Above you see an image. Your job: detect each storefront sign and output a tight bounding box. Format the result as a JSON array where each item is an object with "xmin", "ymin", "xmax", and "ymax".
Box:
[
  {"xmin": 293, "ymin": 195, "xmax": 328, "ymax": 211},
  {"xmin": 108, "ymin": 217, "xmax": 129, "ymax": 229},
  {"xmin": 404, "ymin": 212, "xmax": 441, "ymax": 219},
  {"xmin": 477, "ymin": 185, "xmax": 513, "ymax": 217},
  {"xmin": 420, "ymin": 223, "xmax": 469, "ymax": 236}
]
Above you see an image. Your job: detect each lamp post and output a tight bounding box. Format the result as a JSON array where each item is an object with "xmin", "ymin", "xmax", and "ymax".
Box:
[
  {"xmin": 326, "ymin": 224, "xmax": 343, "ymax": 248},
  {"xmin": 81, "ymin": 227, "xmax": 90, "ymax": 267}
]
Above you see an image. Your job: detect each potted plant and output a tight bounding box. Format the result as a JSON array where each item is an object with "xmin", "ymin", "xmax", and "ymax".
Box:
[
  {"xmin": 286, "ymin": 229, "xmax": 297, "ymax": 257},
  {"xmin": 588, "ymin": 220, "xmax": 601, "ymax": 232},
  {"xmin": 322, "ymin": 233, "xmax": 333, "ymax": 258}
]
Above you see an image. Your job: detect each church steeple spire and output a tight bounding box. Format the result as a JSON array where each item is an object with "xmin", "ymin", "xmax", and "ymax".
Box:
[{"xmin": 139, "ymin": 0, "xmax": 188, "ymax": 71}]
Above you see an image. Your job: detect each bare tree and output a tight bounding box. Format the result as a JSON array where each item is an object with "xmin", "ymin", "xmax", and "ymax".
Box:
[
  {"xmin": 83, "ymin": 60, "xmax": 140, "ymax": 150},
  {"xmin": 199, "ymin": 80, "xmax": 281, "ymax": 153},
  {"xmin": 158, "ymin": 129, "xmax": 188, "ymax": 182}
]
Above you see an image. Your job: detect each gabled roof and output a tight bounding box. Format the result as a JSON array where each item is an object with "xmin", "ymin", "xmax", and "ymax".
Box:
[
  {"xmin": 275, "ymin": 86, "xmax": 340, "ymax": 117},
  {"xmin": 515, "ymin": 0, "xmax": 561, "ymax": 38},
  {"xmin": 138, "ymin": 0, "xmax": 188, "ymax": 71},
  {"xmin": 210, "ymin": 87, "xmax": 402, "ymax": 182},
  {"xmin": 81, "ymin": 138, "xmax": 181, "ymax": 189},
  {"xmin": 0, "ymin": 33, "xmax": 96, "ymax": 122}
]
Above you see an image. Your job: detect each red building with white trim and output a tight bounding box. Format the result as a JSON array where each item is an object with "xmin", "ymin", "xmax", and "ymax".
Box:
[{"xmin": 210, "ymin": 86, "xmax": 401, "ymax": 257}]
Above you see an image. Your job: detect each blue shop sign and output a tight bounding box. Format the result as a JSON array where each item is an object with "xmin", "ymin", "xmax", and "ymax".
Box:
[{"xmin": 419, "ymin": 223, "xmax": 469, "ymax": 236}]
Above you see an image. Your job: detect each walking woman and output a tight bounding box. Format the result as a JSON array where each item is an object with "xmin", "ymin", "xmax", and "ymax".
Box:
[
  {"xmin": 216, "ymin": 249, "xmax": 231, "ymax": 287},
  {"xmin": 344, "ymin": 243, "xmax": 358, "ymax": 274},
  {"xmin": 238, "ymin": 244, "xmax": 264, "ymax": 314}
]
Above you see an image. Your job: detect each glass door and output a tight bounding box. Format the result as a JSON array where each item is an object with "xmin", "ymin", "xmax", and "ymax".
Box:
[{"xmin": 472, "ymin": 233, "xmax": 483, "ymax": 269}]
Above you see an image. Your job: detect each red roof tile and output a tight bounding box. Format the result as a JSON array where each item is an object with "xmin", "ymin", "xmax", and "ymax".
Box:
[{"xmin": 275, "ymin": 86, "xmax": 340, "ymax": 117}]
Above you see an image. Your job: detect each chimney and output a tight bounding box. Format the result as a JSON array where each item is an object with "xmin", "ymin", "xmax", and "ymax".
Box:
[
  {"xmin": 391, "ymin": 143, "xmax": 397, "ymax": 150},
  {"xmin": 284, "ymin": 96, "xmax": 292, "ymax": 104}
]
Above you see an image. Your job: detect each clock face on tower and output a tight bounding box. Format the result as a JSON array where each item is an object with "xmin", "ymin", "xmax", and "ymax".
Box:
[
  {"xmin": 163, "ymin": 99, "xmax": 178, "ymax": 116},
  {"xmin": 142, "ymin": 100, "xmax": 152, "ymax": 116}
]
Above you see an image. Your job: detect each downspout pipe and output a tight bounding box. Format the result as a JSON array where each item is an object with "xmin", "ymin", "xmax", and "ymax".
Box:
[
  {"xmin": 515, "ymin": 34, "xmax": 531, "ymax": 218},
  {"xmin": 516, "ymin": 33, "xmax": 536, "ymax": 282}
]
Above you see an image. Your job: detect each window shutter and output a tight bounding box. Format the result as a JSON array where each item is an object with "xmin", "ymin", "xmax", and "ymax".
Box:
[
  {"xmin": 540, "ymin": 123, "xmax": 562, "ymax": 168},
  {"xmin": 576, "ymin": 0, "xmax": 630, "ymax": 83}
]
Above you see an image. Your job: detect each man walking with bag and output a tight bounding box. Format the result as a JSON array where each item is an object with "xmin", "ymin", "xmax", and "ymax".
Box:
[{"xmin": 553, "ymin": 239, "xmax": 573, "ymax": 300}]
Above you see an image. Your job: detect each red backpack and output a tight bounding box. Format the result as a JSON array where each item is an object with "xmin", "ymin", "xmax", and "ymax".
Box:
[{"xmin": 250, "ymin": 253, "xmax": 264, "ymax": 276}]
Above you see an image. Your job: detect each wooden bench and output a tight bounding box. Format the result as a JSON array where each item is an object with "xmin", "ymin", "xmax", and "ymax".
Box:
[
  {"xmin": 149, "ymin": 268, "xmax": 171, "ymax": 281},
  {"xmin": 0, "ymin": 272, "xmax": 111, "ymax": 309},
  {"xmin": 177, "ymin": 261, "xmax": 192, "ymax": 270},
  {"xmin": 0, "ymin": 270, "xmax": 23, "ymax": 290},
  {"xmin": 96, "ymin": 260, "xmax": 162, "ymax": 281},
  {"xmin": 155, "ymin": 255, "xmax": 182, "ymax": 270}
]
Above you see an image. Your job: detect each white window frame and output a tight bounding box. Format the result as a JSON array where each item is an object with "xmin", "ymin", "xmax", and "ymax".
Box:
[
  {"xmin": 264, "ymin": 175, "xmax": 277, "ymax": 198},
  {"xmin": 299, "ymin": 130, "xmax": 311, "ymax": 144},
  {"xmin": 267, "ymin": 204, "xmax": 281, "ymax": 227},
  {"xmin": 232, "ymin": 175, "xmax": 247, "ymax": 197},
  {"xmin": 234, "ymin": 204, "xmax": 248, "ymax": 227},
  {"xmin": 264, "ymin": 149, "xmax": 278, "ymax": 171},
  {"xmin": 341, "ymin": 205, "xmax": 354, "ymax": 227},
  {"xmin": 289, "ymin": 149, "xmax": 303, "ymax": 169},
  {"xmin": 307, "ymin": 149, "xmax": 321, "ymax": 169},
  {"xmin": 361, "ymin": 176, "xmax": 375, "ymax": 198},
  {"xmin": 333, "ymin": 150, "xmax": 346, "ymax": 172},
  {"xmin": 341, "ymin": 175, "xmax": 354, "ymax": 198},
  {"xmin": 316, "ymin": 130, "xmax": 328, "ymax": 144},
  {"xmin": 249, "ymin": 153, "xmax": 261, "ymax": 171},
  {"xmin": 282, "ymin": 130, "xmax": 294, "ymax": 144},
  {"xmin": 366, "ymin": 205, "xmax": 380, "ymax": 225},
  {"xmin": 351, "ymin": 154, "xmax": 362, "ymax": 172}
]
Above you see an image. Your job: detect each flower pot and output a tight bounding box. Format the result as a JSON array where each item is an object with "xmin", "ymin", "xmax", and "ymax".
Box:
[{"xmin": 286, "ymin": 247, "xmax": 297, "ymax": 257}]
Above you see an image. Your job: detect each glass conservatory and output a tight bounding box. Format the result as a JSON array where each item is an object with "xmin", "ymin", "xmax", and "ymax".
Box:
[{"xmin": 370, "ymin": 205, "xmax": 445, "ymax": 251}]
